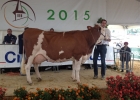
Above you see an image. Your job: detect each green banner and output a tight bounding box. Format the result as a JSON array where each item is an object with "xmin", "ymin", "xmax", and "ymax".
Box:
[{"xmin": 131, "ymin": 48, "xmax": 140, "ymax": 59}]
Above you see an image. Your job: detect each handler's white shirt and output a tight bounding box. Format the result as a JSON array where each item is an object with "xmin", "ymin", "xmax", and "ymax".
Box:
[
  {"xmin": 96, "ymin": 27, "xmax": 111, "ymax": 45},
  {"xmin": 102, "ymin": 28, "xmax": 111, "ymax": 45}
]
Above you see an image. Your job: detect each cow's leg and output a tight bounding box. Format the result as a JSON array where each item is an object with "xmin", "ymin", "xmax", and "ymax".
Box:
[
  {"xmin": 25, "ymin": 56, "xmax": 34, "ymax": 85},
  {"xmin": 33, "ymin": 64, "xmax": 42, "ymax": 82},
  {"xmin": 81, "ymin": 54, "xmax": 91, "ymax": 64},
  {"xmin": 74, "ymin": 57, "xmax": 82, "ymax": 83},
  {"xmin": 71, "ymin": 61, "xmax": 76, "ymax": 81}
]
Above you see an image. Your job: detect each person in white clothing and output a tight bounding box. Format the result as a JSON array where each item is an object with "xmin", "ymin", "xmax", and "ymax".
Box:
[{"xmin": 93, "ymin": 19, "xmax": 111, "ymax": 80}]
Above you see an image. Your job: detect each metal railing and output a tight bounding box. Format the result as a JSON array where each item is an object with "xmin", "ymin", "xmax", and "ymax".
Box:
[{"xmin": 113, "ymin": 48, "xmax": 134, "ymax": 72}]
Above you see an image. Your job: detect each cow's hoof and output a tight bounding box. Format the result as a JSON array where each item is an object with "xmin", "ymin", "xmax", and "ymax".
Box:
[
  {"xmin": 37, "ymin": 78, "xmax": 42, "ymax": 82},
  {"xmin": 29, "ymin": 83, "xmax": 32, "ymax": 85},
  {"xmin": 73, "ymin": 79, "xmax": 77, "ymax": 82},
  {"xmin": 77, "ymin": 82, "xmax": 81, "ymax": 85},
  {"xmin": 76, "ymin": 80, "xmax": 81, "ymax": 84},
  {"xmin": 27, "ymin": 81, "xmax": 32, "ymax": 85},
  {"xmin": 71, "ymin": 77, "xmax": 76, "ymax": 81}
]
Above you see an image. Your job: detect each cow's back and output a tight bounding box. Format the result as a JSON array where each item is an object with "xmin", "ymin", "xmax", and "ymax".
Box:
[{"xmin": 42, "ymin": 30, "xmax": 90, "ymax": 61}]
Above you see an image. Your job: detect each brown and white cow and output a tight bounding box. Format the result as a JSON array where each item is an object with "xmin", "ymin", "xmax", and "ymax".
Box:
[{"xmin": 22, "ymin": 25, "xmax": 104, "ymax": 85}]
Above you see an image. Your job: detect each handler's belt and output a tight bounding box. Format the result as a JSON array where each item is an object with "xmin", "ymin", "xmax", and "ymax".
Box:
[{"xmin": 97, "ymin": 44, "xmax": 109, "ymax": 46}]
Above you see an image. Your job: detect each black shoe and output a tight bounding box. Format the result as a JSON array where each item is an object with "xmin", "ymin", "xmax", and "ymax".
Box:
[
  {"xmin": 93, "ymin": 75, "xmax": 98, "ymax": 79},
  {"xmin": 101, "ymin": 76, "xmax": 105, "ymax": 80}
]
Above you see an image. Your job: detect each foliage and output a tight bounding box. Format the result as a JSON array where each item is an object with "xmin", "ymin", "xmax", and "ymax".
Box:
[
  {"xmin": 13, "ymin": 87, "xmax": 28, "ymax": 100},
  {"xmin": 106, "ymin": 72, "xmax": 140, "ymax": 100},
  {"xmin": 0, "ymin": 87, "xmax": 6, "ymax": 100},
  {"xmin": 13, "ymin": 84, "xmax": 101, "ymax": 100},
  {"xmin": 97, "ymin": 17, "xmax": 103, "ymax": 24}
]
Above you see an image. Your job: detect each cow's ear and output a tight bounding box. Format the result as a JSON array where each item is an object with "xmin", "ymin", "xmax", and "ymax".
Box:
[{"xmin": 87, "ymin": 26, "xmax": 91, "ymax": 30}]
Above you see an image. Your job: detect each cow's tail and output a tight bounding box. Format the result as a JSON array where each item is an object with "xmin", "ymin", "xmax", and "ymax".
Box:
[{"xmin": 20, "ymin": 46, "xmax": 26, "ymax": 74}]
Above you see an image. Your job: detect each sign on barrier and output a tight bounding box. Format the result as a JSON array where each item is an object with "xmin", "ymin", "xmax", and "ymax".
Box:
[
  {"xmin": 0, "ymin": 45, "xmax": 114, "ymax": 68},
  {"xmin": 131, "ymin": 48, "xmax": 140, "ymax": 60}
]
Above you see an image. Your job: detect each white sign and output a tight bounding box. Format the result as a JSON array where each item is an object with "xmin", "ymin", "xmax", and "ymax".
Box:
[
  {"xmin": 0, "ymin": 0, "xmax": 106, "ymax": 31},
  {"xmin": 0, "ymin": 45, "xmax": 114, "ymax": 68}
]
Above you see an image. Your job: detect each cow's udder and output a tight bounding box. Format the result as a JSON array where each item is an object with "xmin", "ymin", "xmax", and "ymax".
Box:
[{"xmin": 33, "ymin": 54, "xmax": 47, "ymax": 64}]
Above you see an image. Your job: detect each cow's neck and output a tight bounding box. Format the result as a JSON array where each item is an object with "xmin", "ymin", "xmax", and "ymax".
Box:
[
  {"xmin": 83, "ymin": 30, "xmax": 96, "ymax": 51},
  {"xmin": 88, "ymin": 30, "xmax": 96, "ymax": 44}
]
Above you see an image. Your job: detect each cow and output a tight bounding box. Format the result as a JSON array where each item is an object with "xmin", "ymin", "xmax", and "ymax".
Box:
[{"xmin": 22, "ymin": 25, "xmax": 104, "ymax": 85}]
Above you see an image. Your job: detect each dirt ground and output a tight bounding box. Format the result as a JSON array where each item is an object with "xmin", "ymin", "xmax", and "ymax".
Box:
[{"xmin": 0, "ymin": 61, "xmax": 140, "ymax": 96}]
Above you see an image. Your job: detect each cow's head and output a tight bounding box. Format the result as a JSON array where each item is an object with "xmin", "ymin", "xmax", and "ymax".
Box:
[
  {"xmin": 87, "ymin": 25, "xmax": 101, "ymax": 33},
  {"xmin": 87, "ymin": 25, "xmax": 102, "ymax": 44}
]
